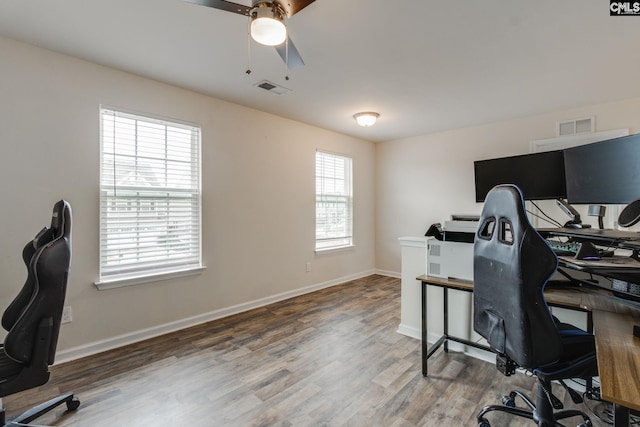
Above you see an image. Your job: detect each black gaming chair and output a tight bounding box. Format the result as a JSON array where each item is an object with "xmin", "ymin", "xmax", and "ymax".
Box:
[
  {"xmin": 473, "ymin": 185, "xmax": 597, "ymax": 427},
  {"xmin": 0, "ymin": 200, "xmax": 79, "ymax": 426}
]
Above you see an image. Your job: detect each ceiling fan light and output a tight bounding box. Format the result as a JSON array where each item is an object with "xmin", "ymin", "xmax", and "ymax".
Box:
[
  {"xmin": 353, "ymin": 112, "xmax": 380, "ymax": 127},
  {"xmin": 251, "ymin": 6, "xmax": 287, "ymax": 46}
]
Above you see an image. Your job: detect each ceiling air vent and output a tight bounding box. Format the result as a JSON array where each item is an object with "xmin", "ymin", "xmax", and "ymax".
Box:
[{"xmin": 255, "ymin": 80, "xmax": 292, "ymax": 95}]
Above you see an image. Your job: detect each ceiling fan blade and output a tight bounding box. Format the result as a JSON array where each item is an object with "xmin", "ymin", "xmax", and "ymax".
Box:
[
  {"xmin": 275, "ymin": 37, "xmax": 305, "ymax": 69},
  {"xmin": 187, "ymin": 0, "xmax": 310, "ymax": 69},
  {"xmin": 184, "ymin": 0, "xmax": 250, "ymax": 16},
  {"xmin": 273, "ymin": 0, "xmax": 316, "ymax": 18}
]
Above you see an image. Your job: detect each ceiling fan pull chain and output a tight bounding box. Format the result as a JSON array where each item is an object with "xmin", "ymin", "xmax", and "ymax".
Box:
[
  {"xmin": 284, "ymin": 28, "xmax": 290, "ymax": 81},
  {"xmin": 246, "ymin": 17, "xmax": 252, "ymax": 75}
]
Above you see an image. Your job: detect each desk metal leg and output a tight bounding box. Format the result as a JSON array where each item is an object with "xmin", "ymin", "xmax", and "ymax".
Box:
[
  {"xmin": 421, "ymin": 281, "xmax": 449, "ymax": 376},
  {"xmin": 421, "ymin": 281, "xmax": 491, "ymax": 377},
  {"xmin": 613, "ymin": 403, "xmax": 630, "ymax": 427},
  {"xmin": 585, "ymin": 310, "xmax": 594, "ymax": 393},
  {"xmin": 443, "ymin": 287, "xmax": 449, "ymax": 353},
  {"xmin": 422, "ymin": 281, "xmax": 428, "ymax": 376}
]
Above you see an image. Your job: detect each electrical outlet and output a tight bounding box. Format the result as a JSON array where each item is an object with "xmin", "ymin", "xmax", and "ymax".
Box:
[
  {"xmin": 305, "ymin": 262, "xmax": 311, "ymax": 272},
  {"xmin": 61, "ymin": 306, "xmax": 73, "ymax": 324}
]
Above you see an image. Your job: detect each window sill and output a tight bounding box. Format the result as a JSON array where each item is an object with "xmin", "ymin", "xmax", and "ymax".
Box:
[
  {"xmin": 315, "ymin": 245, "xmax": 355, "ymax": 255},
  {"xmin": 94, "ymin": 266, "xmax": 206, "ymax": 291}
]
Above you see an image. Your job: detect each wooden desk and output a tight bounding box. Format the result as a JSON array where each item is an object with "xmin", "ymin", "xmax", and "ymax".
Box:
[
  {"xmin": 417, "ymin": 274, "xmax": 640, "ymax": 427},
  {"xmin": 593, "ymin": 309, "xmax": 640, "ymax": 426}
]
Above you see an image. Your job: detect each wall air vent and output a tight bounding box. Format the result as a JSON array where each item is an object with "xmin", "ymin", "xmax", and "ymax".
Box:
[
  {"xmin": 557, "ymin": 116, "xmax": 594, "ymax": 136},
  {"xmin": 255, "ymin": 80, "xmax": 292, "ymax": 95}
]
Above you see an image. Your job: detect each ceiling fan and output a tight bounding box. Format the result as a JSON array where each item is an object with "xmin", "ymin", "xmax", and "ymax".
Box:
[{"xmin": 184, "ymin": 0, "xmax": 316, "ymax": 69}]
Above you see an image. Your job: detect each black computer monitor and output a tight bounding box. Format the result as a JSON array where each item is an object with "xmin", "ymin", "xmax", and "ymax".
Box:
[
  {"xmin": 474, "ymin": 150, "xmax": 566, "ymax": 202},
  {"xmin": 564, "ymin": 133, "xmax": 640, "ymax": 204}
]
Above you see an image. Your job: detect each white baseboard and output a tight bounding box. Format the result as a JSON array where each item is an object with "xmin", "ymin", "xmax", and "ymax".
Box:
[
  {"xmin": 396, "ymin": 326, "xmax": 446, "ymax": 345},
  {"xmin": 396, "ymin": 323, "xmax": 420, "ymax": 340},
  {"xmin": 55, "ymin": 269, "xmax": 377, "ymax": 364},
  {"xmin": 376, "ymin": 269, "xmax": 400, "ymax": 278},
  {"xmin": 466, "ymin": 346, "xmax": 494, "ymax": 363}
]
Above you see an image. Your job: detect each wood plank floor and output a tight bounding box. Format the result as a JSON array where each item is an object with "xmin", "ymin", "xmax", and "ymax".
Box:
[{"xmin": 4, "ymin": 275, "xmax": 611, "ymax": 426}]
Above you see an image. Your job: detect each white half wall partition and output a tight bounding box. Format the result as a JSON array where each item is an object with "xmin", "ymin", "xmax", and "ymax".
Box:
[
  {"xmin": 398, "ymin": 236, "xmax": 473, "ymax": 354},
  {"xmin": 398, "ymin": 236, "xmax": 430, "ymax": 339}
]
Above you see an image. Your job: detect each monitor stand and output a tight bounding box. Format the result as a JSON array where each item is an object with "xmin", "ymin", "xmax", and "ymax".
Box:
[{"xmin": 557, "ymin": 199, "xmax": 591, "ymax": 229}]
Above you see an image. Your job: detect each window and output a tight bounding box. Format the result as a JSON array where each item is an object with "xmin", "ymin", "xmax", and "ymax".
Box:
[
  {"xmin": 315, "ymin": 151, "xmax": 353, "ymax": 251},
  {"xmin": 99, "ymin": 108, "xmax": 202, "ymax": 286}
]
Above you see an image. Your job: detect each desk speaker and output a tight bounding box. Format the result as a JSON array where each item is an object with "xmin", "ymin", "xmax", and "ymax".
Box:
[{"xmin": 618, "ymin": 199, "xmax": 640, "ymax": 227}]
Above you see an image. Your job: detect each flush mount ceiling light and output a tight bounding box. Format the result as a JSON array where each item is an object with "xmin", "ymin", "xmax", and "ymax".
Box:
[
  {"xmin": 353, "ymin": 112, "xmax": 380, "ymax": 127},
  {"xmin": 251, "ymin": 3, "xmax": 287, "ymax": 46}
]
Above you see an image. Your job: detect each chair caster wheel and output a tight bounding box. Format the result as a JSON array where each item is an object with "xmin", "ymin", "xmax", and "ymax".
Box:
[
  {"xmin": 501, "ymin": 395, "xmax": 516, "ymax": 407},
  {"xmin": 478, "ymin": 418, "xmax": 491, "ymax": 427},
  {"xmin": 66, "ymin": 397, "xmax": 80, "ymax": 411}
]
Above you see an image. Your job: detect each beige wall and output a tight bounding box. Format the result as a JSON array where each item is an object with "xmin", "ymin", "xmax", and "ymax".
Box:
[
  {"xmin": 0, "ymin": 37, "xmax": 376, "ymax": 357},
  {"xmin": 375, "ymin": 97, "xmax": 640, "ymax": 274}
]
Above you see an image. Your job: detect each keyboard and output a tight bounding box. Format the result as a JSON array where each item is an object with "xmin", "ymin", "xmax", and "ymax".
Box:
[
  {"xmin": 548, "ymin": 241, "xmax": 581, "ymax": 256},
  {"xmin": 547, "ymin": 240, "xmax": 615, "ymax": 258}
]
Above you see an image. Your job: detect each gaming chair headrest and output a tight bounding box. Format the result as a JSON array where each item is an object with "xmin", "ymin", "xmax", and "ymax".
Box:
[
  {"xmin": 26, "ymin": 200, "xmax": 71, "ymax": 256},
  {"xmin": 50, "ymin": 200, "xmax": 71, "ymax": 241},
  {"xmin": 477, "ymin": 184, "xmax": 529, "ymax": 245}
]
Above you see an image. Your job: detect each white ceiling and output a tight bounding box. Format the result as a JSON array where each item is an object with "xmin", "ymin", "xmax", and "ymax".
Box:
[{"xmin": 1, "ymin": 0, "xmax": 639, "ymax": 142}]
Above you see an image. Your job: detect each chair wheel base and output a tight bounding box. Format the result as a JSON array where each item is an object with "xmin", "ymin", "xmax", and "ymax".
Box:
[
  {"xmin": 6, "ymin": 392, "xmax": 80, "ymax": 426},
  {"xmin": 501, "ymin": 395, "xmax": 516, "ymax": 407},
  {"xmin": 477, "ymin": 387, "xmax": 593, "ymax": 427},
  {"xmin": 66, "ymin": 397, "xmax": 80, "ymax": 412}
]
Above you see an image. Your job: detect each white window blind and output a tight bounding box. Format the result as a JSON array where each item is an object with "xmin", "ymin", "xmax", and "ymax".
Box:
[
  {"xmin": 315, "ymin": 151, "xmax": 353, "ymax": 250},
  {"xmin": 99, "ymin": 108, "xmax": 202, "ymax": 282}
]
